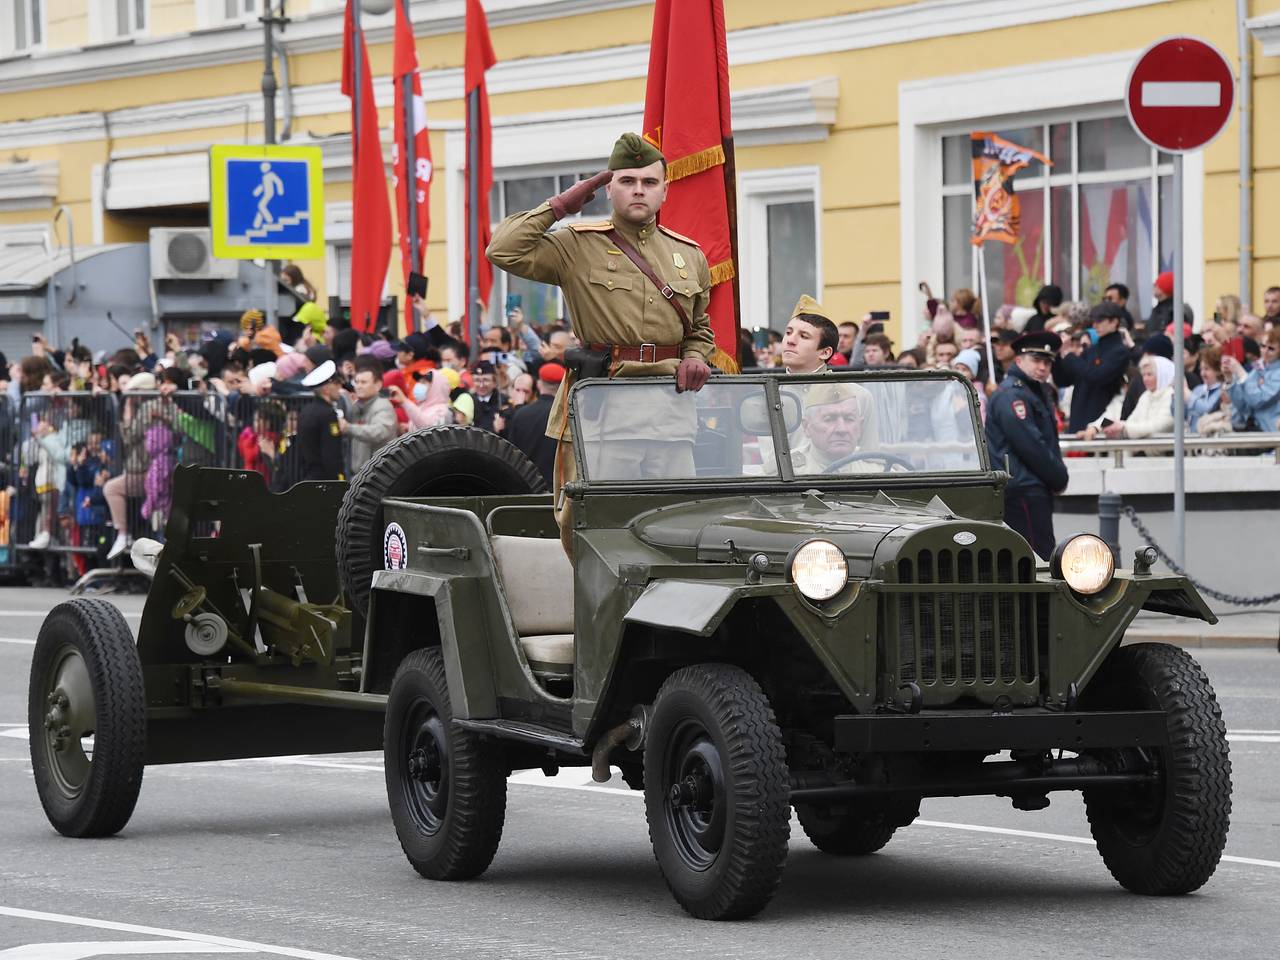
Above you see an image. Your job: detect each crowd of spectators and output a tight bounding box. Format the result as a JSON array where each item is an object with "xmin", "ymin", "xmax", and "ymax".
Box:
[
  {"xmin": 746, "ymin": 277, "xmax": 1280, "ymax": 445},
  {"xmin": 2, "ymin": 259, "xmax": 1276, "ymax": 581},
  {"xmin": 0, "ymin": 266, "xmax": 577, "ymax": 578}
]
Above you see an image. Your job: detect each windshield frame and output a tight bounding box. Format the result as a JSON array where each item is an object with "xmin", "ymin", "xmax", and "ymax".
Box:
[{"xmin": 566, "ymin": 369, "xmax": 991, "ymax": 490}]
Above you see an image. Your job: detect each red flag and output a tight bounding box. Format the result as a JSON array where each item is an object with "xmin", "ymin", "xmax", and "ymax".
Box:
[
  {"xmin": 393, "ymin": 0, "xmax": 432, "ymax": 334},
  {"xmin": 342, "ymin": 0, "xmax": 392, "ymax": 333},
  {"xmin": 463, "ymin": 0, "xmax": 496, "ymax": 343},
  {"xmin": 643, "ymin": 0, "xmax": 739, "ymax": 371}
]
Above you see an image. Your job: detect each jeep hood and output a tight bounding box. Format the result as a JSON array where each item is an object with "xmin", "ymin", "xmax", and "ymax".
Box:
[{"xmin": 631, "ymin": 492, "xmax": 965, "ymax": 578}]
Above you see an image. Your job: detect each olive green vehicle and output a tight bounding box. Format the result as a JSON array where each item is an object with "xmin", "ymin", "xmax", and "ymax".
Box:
[{"xmin": 29, "ymin": 371, "xmax": 1231, "ymax": 922}]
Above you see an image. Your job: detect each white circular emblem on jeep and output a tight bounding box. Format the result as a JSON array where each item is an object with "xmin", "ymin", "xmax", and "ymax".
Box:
[
  {"xmin": 953, "ymin": 531, "xmax": 977, "ymax": 546},
  {"xmin": 383, "ymin": 522, "xmax": 409, "ymax": 570}
]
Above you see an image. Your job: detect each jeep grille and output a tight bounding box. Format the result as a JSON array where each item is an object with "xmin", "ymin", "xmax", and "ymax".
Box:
[{"xmin": 884, "ymin": 547, "xmax": 1047, "ymax": 702}]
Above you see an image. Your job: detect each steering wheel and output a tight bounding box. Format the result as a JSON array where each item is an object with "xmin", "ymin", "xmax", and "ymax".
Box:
[{"xmin": 821, "ymin": 450, "xmax": 917, "ymax": 474}]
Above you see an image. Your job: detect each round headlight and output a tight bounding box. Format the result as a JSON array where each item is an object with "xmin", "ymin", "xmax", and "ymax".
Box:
[
  {"xmin": 790, "ymin": 540, "xmax": 849, "ymax": 601},
  {"xmin": 1052, "ymin": 534, "xmax": 1115, "ymax": 595}
]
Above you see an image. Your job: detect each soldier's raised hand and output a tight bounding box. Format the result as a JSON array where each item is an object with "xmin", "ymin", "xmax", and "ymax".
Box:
[{"xmin": 549, "ymin": 170, "xmax": 613, "ymax": 219}]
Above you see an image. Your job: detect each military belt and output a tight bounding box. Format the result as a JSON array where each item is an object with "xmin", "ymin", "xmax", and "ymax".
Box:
[{"xmin": 585, "ymin": 342, "xmax": 681, "ymax": 364}]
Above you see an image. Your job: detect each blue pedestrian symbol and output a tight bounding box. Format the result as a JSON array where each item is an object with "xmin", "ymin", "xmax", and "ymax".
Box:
[{"xmin": 226, "ymin": 158, "xmax": 312, "ymax": 246}]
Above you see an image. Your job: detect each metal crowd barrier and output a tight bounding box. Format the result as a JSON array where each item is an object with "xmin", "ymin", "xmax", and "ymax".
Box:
[
  {"xmin": 0, "ymin": 387, "xmax": 356, "ymax": 582},
  {"xmin": 1060, "ymin": 433, "xmax": 1280, "ymax": 466}
]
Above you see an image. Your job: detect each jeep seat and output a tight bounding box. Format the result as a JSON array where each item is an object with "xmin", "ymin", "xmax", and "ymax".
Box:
[{"xmin": 489, "ymin": 535, "xmax": 574, "ymax": 676}]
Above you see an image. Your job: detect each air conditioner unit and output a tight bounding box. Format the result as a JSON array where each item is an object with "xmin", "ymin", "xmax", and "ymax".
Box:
[{"xmin": 149, "ymin": 228, "xmax": 239, "ymax": 281}]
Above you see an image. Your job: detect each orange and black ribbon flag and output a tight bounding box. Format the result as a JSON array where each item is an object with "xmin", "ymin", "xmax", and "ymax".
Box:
[
  {"xmin": 970, "ymin": 132, "xmax": 1051, "ymax": 246},
  {"xmin": 643, "ymin": 0, "xmax": 740, "ymax": 371}
]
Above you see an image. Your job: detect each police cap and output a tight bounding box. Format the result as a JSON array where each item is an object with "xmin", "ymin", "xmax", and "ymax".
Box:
[{"xmin": 1011, "ymin": 331, "xmax": 1061, "ymax": 357}]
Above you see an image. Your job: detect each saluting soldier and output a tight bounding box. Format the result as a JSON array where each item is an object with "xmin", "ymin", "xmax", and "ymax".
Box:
[
  {"xmin": 487, "ymin": 132, "xmax": 716, "ymax": 557},
  {"xmin": 984, "ymin": 331, "xmax": 1069, "ymax": 560},
  {"xmin": 297, "ymin": 360, "xmax": 347, "ymax": 482}
]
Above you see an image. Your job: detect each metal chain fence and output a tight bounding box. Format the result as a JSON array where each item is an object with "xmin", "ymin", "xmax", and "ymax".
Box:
[{"xmin": 1122, "ymin": 504, "xmax": 1280, "ymax": 607}]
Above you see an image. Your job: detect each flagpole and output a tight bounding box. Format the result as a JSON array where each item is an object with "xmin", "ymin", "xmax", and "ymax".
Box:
[
  {"xmin": 466, "ymin": 88, "xmax": 481, "ymax": 364},
  {"xmin": 399, "ymin": 0, "xmax": 419, "ymax": 280},
  {"xmin": 977, "ymin": 243, "xmax": 997, "ymax": 389},
  {"xmin": 351, "ymin": 1, "xmax": 366, "ymax": 331},
  {"xmin": 722, "ymin": 134, "xmax": 742, "ymax": 348}
]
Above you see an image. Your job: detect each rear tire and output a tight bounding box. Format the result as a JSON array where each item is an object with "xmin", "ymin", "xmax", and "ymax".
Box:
[
  {"xmin": 795, "ymin": 803, "xmax": 902, "ymax": 856},
  {"xmin": 1082, "ymin": 642, "xmax": 1231, "ymax": 895},
  {"xmin": 28, "ymin": 599, "xmax": 145, "ymax": 838},
  {"xmin": 644, "ymin": 663, "xmax": 790, "ymax": 920},
  {"xmin": 384, "ymin": 647, "xmax": 507, "ymax": 880},
  {"xmin": 336, "ymin": 427, "xmax": 546, "ymax": 617}
]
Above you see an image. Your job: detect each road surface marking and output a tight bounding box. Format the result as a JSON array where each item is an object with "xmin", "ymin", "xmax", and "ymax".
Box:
[
  {"xmin": 0, "ymin": 941, "xmax": 250, "ymax": 958},
  {"xmin": 1141, "ymin": 81, "xmax": 1221, "ymax": 107},
  {"xmin": 0, "ymin": 729, "xmax": 27, "ymax": 740},
  {"xmin": 0, "ymin": 638, "xmax": 36, "ymax": 646},
  {"xmin": 1229, "ymin": 734, "xmax": 1280, "ymax": 743},
  {"xmin": 0, "ymin": 908, "xmax": 365, "ymax": 960},
  {"xmin": 912, "ymin": 820, "xmax": 1280, "ymax": 869}
]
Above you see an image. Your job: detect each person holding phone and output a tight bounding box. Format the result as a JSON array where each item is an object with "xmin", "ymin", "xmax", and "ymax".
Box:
[{"xmin": 1223, "ymin": 326, "xmax": 1280, "ymax": 431}]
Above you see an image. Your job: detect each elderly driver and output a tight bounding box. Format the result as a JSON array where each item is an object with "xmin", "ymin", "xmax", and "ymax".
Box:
[{"xmin": 792, "ymin": 382, "xmax": 882, "ymax": 473}]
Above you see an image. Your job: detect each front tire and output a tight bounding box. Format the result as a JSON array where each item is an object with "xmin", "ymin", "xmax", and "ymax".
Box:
[
  {"xmin": 384, "ymin": 648, "xmax": 507, "ymax": 880},
  {"xmin": 28, "ymin": 599, "xmax": 146, "ymax": 837},
  {"xmin": 1082, "ymin": 642, "xmax": 1231, "ymax": 895},
  {"xmin": 644, "ymin": 663, "xmax": 790, "ymax": 920}
]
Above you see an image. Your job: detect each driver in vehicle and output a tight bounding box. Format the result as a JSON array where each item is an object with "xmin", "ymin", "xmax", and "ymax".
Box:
[{"xmin": 792, "ymin": 382, "xmax": 883, "ymax": 473}]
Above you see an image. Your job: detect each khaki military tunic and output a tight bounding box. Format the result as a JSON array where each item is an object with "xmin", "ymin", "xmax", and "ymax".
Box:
[{"xmin": 486, "ymin": 202, "xmax": 717, "ymax": 442}]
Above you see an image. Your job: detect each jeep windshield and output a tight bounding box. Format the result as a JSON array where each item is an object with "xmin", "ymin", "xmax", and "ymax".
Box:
[{"xmin": 569, "ymin": 372, "xmax": 985, "ymax": 482}]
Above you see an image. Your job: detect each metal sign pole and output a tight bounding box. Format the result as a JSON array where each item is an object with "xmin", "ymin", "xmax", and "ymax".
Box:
[
  {"xmin": 261, "ymin": 1, "xmax": 281, "ymax": 330},
  {"xmin": 467, "ymin": 88, "xmax": 481, "ymax": 363},
  {"xmin": 1171, "ymin": 152, "xmax": 1186, "ymax": 568}
]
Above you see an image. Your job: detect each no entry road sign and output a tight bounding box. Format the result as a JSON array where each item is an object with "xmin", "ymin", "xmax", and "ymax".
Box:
[{"xmin": 1126, "ymin": 36, "xmax": 1235, "ymax": 153}]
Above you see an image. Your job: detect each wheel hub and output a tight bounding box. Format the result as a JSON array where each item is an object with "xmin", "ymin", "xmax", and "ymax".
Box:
[
  {"xmin": 407, "ymin": 743, "xmax": 441, "ymax": 783},
  {"xmin": 45, "ymin": 691, "xmax": 72, "ymax": 751}
]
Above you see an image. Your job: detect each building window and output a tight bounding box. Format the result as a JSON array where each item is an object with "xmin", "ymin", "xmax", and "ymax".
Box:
[
  {"xmin": 329, "ymin": 242, "xmax": 353, "ymax": 304},
  {"xmin": 221, "ymin": 0, "xmax": 257, "ymax": 21},
  {"xmin": 739, "ymin": 167, "xmax": 821, "ymax": 332},
  {"xmin": 112, "ymin": 0, "xmax": 147, "ymax": 37},
  {"xmin": 7, "ymin": 0, "xmax": 43, "ymax": 54},
  {"xmin": 488, "ymin": 170, "xmax": 611, "ymax": 328},
  {"xmin": 941, "ymin": 116, "xmax": 1172, "ymax": 325}
]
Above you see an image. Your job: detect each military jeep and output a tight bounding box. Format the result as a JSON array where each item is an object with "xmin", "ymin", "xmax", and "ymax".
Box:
[{"xmin": 372, "ymin": 371, "xmax": 1230, "ymax": 920}]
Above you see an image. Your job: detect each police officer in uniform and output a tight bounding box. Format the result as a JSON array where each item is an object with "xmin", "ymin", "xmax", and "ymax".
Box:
[
  {"xmin": 487, "ymin": 132, "xmax": 716, "ymax": 557},
  {"xmin": 985, "ymin": 332, "xmax": 1068, "ymax": 560},
  {"xmin": 297, "ymin": 360, "xmax": 346, "ymax": 482}
]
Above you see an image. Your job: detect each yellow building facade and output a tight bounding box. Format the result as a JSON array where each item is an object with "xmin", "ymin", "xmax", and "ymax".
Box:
[{"xmin": 2, "ymin": 0, "xmax": 1279, "ymax": 350}]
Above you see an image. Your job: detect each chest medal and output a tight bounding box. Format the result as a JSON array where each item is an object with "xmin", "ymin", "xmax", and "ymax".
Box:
[{"xmin": 673, "ymin": 251, "xmax": 686, "ymax": 269}]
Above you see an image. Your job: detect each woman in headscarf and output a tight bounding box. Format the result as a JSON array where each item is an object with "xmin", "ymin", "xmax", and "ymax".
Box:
[{"xmin": 1084, "ymin": 355, "xmax": 1175, "ymax": 442}]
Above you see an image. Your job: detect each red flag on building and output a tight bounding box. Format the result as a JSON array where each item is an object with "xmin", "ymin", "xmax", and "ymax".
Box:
[
  {"xmin": 643, "ymin": 0, "xmax": 739, "ymax": 371},
  {"xmin": 463, "ymin": 0, "xmax": 496, "ymax": 344},
  {"xmin": 341, "ymin": 0, "xmax": 392, "ymax": 333},
  {"xmin": 970, "ymin": 132, "xmax": 1051, "ymax": 246},
  {"xmin": 393, "ymin": 0, "xmax": 432, "ymax": 332}
]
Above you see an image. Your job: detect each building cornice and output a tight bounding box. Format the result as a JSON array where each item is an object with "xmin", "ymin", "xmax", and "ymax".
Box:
[
  {"xmin": 0, "ymin": 0, "xmax": 1169, "ymax": 96},
  {"xmin": 0, "ymin": 161, "xmax": 60, "ymax": 212},
  {"xmin": 1247, "ymin": 12, "xmax": 1280, "ymax": 58}
]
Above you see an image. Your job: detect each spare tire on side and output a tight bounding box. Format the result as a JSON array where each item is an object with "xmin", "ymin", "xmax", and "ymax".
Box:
[{"xmin": 336, "ymin": 426, "xmax": 548, "ymax": 617}]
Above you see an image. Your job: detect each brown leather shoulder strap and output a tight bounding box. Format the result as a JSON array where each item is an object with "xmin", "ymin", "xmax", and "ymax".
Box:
[{"xmin": 604, "ymin": 228, "xmax": 692, "ymax": 339}]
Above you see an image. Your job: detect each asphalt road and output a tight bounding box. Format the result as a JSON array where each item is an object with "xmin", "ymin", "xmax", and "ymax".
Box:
[{"xmin": 1, "ymin": 586, "xmax": 1278, "ymax": 959}]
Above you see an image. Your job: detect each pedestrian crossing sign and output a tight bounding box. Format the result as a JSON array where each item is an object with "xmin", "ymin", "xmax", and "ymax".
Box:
[{"xmin": 210, "ymin": 144, "xmax": 325, "ymax": 260}]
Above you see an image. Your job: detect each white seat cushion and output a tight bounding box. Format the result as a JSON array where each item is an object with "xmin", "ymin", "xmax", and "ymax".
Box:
[
  {"xmin": 519, "ymin": 633, "xmax": 574, "ymax": 667},
  {"xmin": 490, "ymin": 535, "xmax": 574, "ymax": 636}
]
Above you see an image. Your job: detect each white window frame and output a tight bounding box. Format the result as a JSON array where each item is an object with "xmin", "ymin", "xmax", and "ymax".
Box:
[
  {"xmin": 937, "ymin": 111, "xmax": 1175, "ymax": 306},
  {"xmin": 198, "ymin": 0, "xmax": 259, "ymax": 29},
  {"xmin": 104, "ymin": 0, "xmax": 148, "ymax": 40},
  {"xmin": 325, "ymin": 201, "xmax": 354, "ymax": 305},
  {"xmin": 899, "ymin": 50, "xmax": 1203, "ymax": 344},
  {"xmin": 3, "ymin": 0, "xmax": 45, "ymax": 57},
  {"xmin": 737, "ymin": 166, "xmax": 821, "ymax": 332}
]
